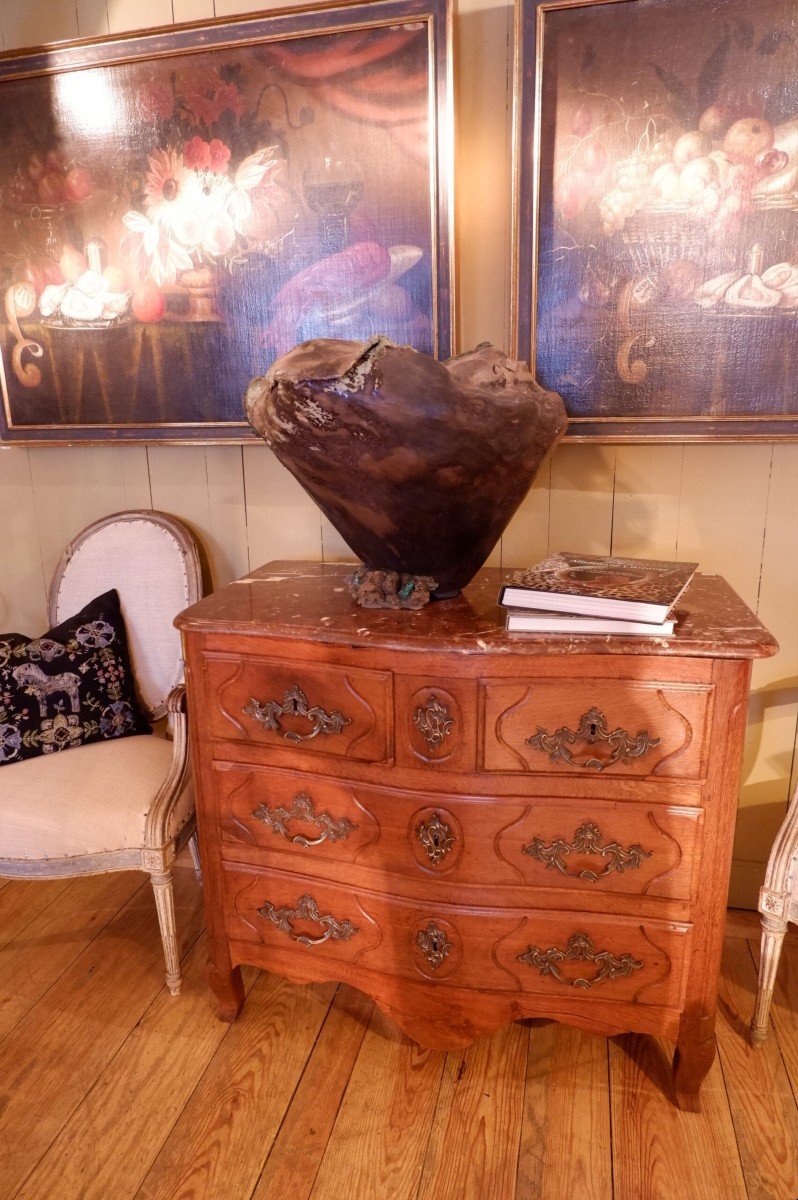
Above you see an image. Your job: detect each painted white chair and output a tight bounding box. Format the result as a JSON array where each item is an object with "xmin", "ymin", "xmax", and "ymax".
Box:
[
  {"xmin": 750, "ymin": 782, "xmax": 798, "ymax": 1045},
  {"xmin": 0, "ymin": 510, "xmax": 203, "ymax": 995}
]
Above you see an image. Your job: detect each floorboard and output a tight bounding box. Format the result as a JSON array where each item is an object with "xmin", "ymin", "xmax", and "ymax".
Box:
[
  {"xmin": 0, "ymin": 863, "xmax": 203, "ymax": 1200},
  {"xmin": 716, "ymin": 937, "xmax": 798, "ymax": 1200},
  {"xmin": 416, "ymin": 1021, "xmax": 529, "ymax": 1200},
  {"xmin": 517, "ymin": 1021, "xmax": 612, "ymax": 1200},
  {"xmin": 308, "ymin": 1007, "xmax": 445, "ymax": 1200},
  {"xmin": 2, "ymin": 871, "xmax": 797, "ymax": 1200},
  {"xmin": 133, "ymin": 975, "xmax": 336, "ymax": 1200}
]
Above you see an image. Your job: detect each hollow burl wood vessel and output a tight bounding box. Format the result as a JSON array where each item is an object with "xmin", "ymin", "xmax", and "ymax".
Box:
[{"xmin": 245, "ymin": 337, "xmax": 567, "ymax": 596}]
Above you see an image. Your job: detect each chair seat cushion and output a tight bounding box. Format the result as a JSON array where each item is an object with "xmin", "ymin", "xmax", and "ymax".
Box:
[{"xmin": 0, "ymin": 735, "xmax": 176, "ymax": 860}]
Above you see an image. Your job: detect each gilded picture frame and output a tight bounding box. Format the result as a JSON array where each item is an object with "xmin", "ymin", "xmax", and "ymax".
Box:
[
  {"xmin": 513, "ymin": 0, "xmax": 798, "ymax": 441},
  {"xmin": 0, "ymin": 0, "xmax": 453, "ymax": 444}
]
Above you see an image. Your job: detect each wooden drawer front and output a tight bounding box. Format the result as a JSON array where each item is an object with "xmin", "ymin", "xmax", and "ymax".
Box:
[
  {"xmin": 225, "ymin": 867, "xmax": 690, "ymax": 1008},
  {"xmin": 204, "ymin": 654, "xmax": 391, "ymax": 763},
  {"xmin": 492, "ymin": 910, "xmax": 691, "ymax": 1008},
  {"xmin": 496, "ymin": 801, "xmax": 702, "ymax": 901},
  {"xmin": 215, "ymin": 764, "xmax": 701, "ymax": 903},
  {"xmin": 482, "ymin": 678, "xmax": 711, "ymax": 779},
  {"xmin": 394, "ymin": 677, "xmax": 477, "ymax": 771},
  {"xmin": 214, "ymin": 765, "xmax": 381, "ymax": 866}
]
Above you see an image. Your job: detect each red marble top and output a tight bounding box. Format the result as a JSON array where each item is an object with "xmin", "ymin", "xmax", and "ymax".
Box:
[{"xmin": 176, "ymin": 561, "xmax": 778, "ymax": 661}]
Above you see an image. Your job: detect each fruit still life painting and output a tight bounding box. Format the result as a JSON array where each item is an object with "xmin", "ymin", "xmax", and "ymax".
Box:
[
  {"xmin": 516, "ymin": 0, "xmax": 798, "ymax": 439},
  {"xmin": 0, "ymin": 1, "xmax": 451, "ymax": 442}
]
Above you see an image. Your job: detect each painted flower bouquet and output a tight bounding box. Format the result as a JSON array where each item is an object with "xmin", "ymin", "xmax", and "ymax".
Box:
[{"xmin": 121, "ymin": 138, "xmax": 286, "ymax": 292}]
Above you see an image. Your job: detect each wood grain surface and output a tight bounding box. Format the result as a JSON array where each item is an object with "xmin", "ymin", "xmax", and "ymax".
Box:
[{"xmin": 1, "ymin": 862, "xmax": 794, "ymax": 1200}]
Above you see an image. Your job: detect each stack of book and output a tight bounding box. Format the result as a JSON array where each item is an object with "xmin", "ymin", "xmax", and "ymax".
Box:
[{"xmin": 499, "ymin": 552, "xmax": 698, "ymax": 636}]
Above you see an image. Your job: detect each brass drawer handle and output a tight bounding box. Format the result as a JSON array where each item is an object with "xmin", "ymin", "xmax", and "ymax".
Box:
[
  {"xmin": 416, "ymin": 813, "xmax": 455, "ymax": 866},
  {"xmin": 522, "ymin": 820, "xmax": 652, "ymax": 881},
  {"xmin": 243, "ymin": 685, "xmax": 351, "ymax": 744},
  {"xmin": 518, "ymin": 931, "xmax": 643, "ymax": 989},
  {"xmin": 417, "ymin": 921, "xmax": 452, "ymax": 968},
  {"xmin": 413, "ymin": 696, "xmax": 454, "ymax": 749},
  {"xmin": 252, "ymin": 792, "xmax": 357, "ymax": 848},
  {"xmin": 526, "ymin": 706, "xmax": 660, "ymax": 771},
  {"xmin": 257, "ymin": 893, "xmax": 358, "ymax": 947}
]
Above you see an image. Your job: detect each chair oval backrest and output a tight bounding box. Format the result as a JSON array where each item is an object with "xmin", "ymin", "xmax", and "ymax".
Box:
[{"xmin": 48, "ymin": 511, "xmax": 203, "ymax": 721}]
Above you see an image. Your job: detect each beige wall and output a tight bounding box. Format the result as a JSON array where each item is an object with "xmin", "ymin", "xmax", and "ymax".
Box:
[{"xmin": 2, "ymin": 0, "xmax": 796, "ymax": 905}]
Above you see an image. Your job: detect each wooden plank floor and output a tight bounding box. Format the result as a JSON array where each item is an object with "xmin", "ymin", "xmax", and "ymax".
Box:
[{"xmin": 1, "ymin": 860, "xmax": 797, "ymax": 1200}]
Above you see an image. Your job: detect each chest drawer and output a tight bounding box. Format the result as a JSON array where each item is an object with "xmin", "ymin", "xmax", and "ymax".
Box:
[
  {"xmin": 203, "ymin": 653, "xmax": 392, "ymax": 763},
  {"xmin": 224, "ymin": 865, "xmax": 691, "ymax": 1010},
  {"xmin": 482, "ymin": 678, "xmax": 712, "ymax": 779},
  {"xmin": 213, "ymin": 763, "xmax": 702, "ymax": 902}
]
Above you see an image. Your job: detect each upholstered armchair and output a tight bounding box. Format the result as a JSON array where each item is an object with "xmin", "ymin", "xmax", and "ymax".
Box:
[{"xmin": 0, "ymin": 510, "xmax": 203, "ymax": 994}]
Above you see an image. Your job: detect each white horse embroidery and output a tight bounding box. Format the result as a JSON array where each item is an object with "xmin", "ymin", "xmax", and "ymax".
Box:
[{"xmin": 12, "ymin": 663, "xmax": 81, "ymax": 717}]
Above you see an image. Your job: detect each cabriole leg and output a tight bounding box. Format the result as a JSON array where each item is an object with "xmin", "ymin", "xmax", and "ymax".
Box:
[
  {"xmin": 673, "ymin": 1011, "xmax": 716, "ymax": 1111},
  {"xmin": 207, "ymin": 957, "xmax": 245, "ymax": 1022}
]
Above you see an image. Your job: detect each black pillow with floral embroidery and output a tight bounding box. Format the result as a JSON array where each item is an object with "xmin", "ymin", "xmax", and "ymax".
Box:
[{"xmin": 0, "ymin": 589, "xmax": 150, "ymax": 767}]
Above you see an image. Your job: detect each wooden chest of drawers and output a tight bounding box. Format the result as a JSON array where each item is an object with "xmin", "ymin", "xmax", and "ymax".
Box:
[{"xmin": 176, "ymin": 561, "xmax": 776, "ymax": 1110}]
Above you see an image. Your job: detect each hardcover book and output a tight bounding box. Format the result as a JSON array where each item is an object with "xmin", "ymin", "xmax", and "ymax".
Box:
[
  {"xmin": 499, "ymin": 553, "xmax": 697, "ymax": 624},
  {"xmin": 505, "ymin": 608, "xmax": 676, "ymax": 635}
]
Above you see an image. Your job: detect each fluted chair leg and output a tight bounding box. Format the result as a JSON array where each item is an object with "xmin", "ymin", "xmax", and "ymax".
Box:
[
  {"xmin": 150, "ymin": 869, "xmax": 182, "ymax": 996},
  {"xmin": 750, "ymin": 913, "xmax": 787, "ymax": 1046}
]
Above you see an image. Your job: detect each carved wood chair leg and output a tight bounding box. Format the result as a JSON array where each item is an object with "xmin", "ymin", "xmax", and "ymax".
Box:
[
  {"xmin": 750, "ymin": 913, "xmax": 787, "ymax": 1047},
  {"xmin": 188, "ymin": 831, "xmax": 203, "ymax": 885},
  {"xmin": 150, "ymin": 869, "xmax": 182, "ymax": 996}
]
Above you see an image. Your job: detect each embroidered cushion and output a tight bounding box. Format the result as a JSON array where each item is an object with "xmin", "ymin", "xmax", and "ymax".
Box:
[{"xmin": 0, "ymin": 590, "xmax": 150, "ymax": 767}]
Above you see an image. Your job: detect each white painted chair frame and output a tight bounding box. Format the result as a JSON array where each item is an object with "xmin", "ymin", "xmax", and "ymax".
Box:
[
  {"xmin": 0, "ymin": 510, "xmax": 203, "ymax": 995},
  {"xmin": 750, "ymin": 781, "xmax": 798, "ymax": 1045}
]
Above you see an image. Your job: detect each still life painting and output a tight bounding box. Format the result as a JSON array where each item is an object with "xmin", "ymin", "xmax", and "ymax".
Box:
[
  {"xmin": 0, "ymin": 0, "xmax": 452, "ymax": 442},
  {"xmin": 515, "ymin": 0, "xmax": 798, "ymax": 439}
]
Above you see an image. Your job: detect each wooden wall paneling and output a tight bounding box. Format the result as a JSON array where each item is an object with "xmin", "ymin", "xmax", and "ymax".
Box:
[
  {"xmin": 147, "ymin": 445, "xmax": 249, "ymax": 589},
  {"xmin": 675, "ymin": 444, "xmax": 772, "ymax": 602},
  {"xmin": 320, "ymin": 515, "xmax": 354, "ymax": 564},
  {"xmin": 242, "ymin": 444, "xmax": 323, "ymax": 570},
  {"xmin": 0, "ymin": 0, "xmax": 78, "ymax": 47},
  {"xmin": 213, "ymin": 0, "xmax": 306, "ymax": 16},
  {"xmin": 0, "ymin": 448, "xmax": 47, "ymax": 631},
  {"xmin": 455, "ymin": 0, "xmax": 513, "ymax": 353},
  {"xmin": 173, "ymin": 0, "xmax": 216, "ymax": 21},
  {"xmin": 548, "ymin": 444, "xmax": 617, "ymax": 556},
  {"xmin": 28, "ymin": 445, "xmax": 152, "ymax": 599},
  {"xmin": 0, "ymin": 0, "xmax": 792, "ymax": 905},
  {"xmin": 106, "ymin": 0, "xmax": 174, "ymax": 35},
  {"xmin": 610, "ymin": 445, "xmax": 683, "ymax": 560},
  {"xmin": 676, "ymin": 444, "xmax": 775, "ymax": 906},
  {"xmin": 76, "ymin": 0, "xmax": 110, "ymax": 37},
  {"xmin": 501, "ymin": 456, "xmax": 552, "ymax": 568},
  {"xmin": 734, "ymin": 443, "xmax": 798, "ymax": 897}
]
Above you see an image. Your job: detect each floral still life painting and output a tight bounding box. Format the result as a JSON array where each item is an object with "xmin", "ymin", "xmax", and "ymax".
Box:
[
  {"xmin": 515, "ymin": 0, "xmax": 798, "ymax": 439},
  {"xmin": 0, "ymin": 0, "xmax": 452, "ymax": 442}
]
